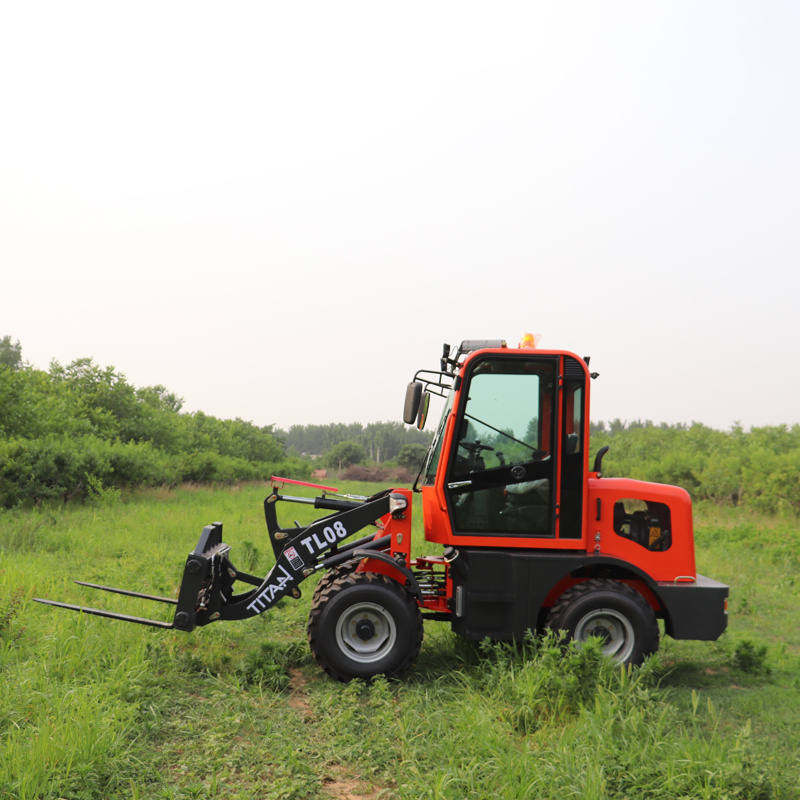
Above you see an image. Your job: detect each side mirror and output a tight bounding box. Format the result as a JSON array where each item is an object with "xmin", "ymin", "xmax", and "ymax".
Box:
[
  {"xmin": 416, "ymin": 391, "xmax": 431, "ymax": 430},
  {"xmin": 403, "ymin": 382, "xmax": 423, "ymax": 425}
]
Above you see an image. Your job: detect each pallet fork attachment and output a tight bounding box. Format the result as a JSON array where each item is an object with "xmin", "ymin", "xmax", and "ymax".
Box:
[
  {"xmin": 33, "ymin": 583, "xmax": 178, "ymax": 629},
  {"xmin": 34, "ymin": 480, "xmax": 411, "ymax": 632}
]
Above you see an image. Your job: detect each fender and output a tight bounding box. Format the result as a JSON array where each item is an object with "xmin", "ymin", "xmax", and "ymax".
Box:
[
  {"xmin": 353, "ymin": 550, "xmax": 424, "ymax": 603},
  {"xmin": 538, "ymin": 554, "xmax": 727, "ymax": 640}
]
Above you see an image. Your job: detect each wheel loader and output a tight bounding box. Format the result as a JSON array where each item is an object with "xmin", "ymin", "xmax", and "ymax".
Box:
[{"xmin": 35, "ymin": 337, "xmax": 729, "ymax": 680}]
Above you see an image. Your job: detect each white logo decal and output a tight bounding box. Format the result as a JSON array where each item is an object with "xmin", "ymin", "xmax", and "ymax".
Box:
[
  {"xmin": 247, "ymin": 564, "xmax": 293, "ymax": 613},
  {"xmin": 300, "ymin": 520, "xmax": 348, "ymax": 556}
]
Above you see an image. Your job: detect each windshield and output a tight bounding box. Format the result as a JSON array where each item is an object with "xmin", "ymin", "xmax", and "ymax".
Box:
[
  {"xmin": 453, "ymin": 367, "xmax": 547, "ymax": 475},
  {"xmin": 418, "ymin": 391, "xmax": 454, "ymax": 488}
]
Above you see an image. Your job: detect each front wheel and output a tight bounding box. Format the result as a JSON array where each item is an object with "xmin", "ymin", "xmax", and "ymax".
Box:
[
  {"xmin": 545, "ymin": 579, "xmax": 659, "ymax": 666},
  {"xmin": 308, "ymin": 571, "xmax": 423, "ymax": 681}
]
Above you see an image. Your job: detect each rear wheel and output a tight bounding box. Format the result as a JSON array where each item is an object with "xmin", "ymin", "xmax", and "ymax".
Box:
[
  {"xmin": 308, "ymin": 571, "xmax": 423, "ymax": 681},
  {"xmin": 545, "ymin": 579, "xmax": 659, "ymax": 666}
]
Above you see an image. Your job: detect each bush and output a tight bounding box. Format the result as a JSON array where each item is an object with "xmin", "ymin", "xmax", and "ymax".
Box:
[
  {"xmin": 594, "ymin": 421, "xmax": 800, "ymax": 514},
  {"xmin": 732, "ymin": 639, "xmax": 771, "ymax": 675},
  {"xmin": 325, "ymin": 441, "xmax": 367, "ymax": 470},
  {"xmin": 0, "ymin": 435, "xmax": 183, "ymax": 507},
  {"xmin": 0, "ymin": 351, "xmax": 294, "ymax": 506},
  {"xmin": 340, "ymin": 465, "xmax": 413, "ymax": 483},
  {"xmin": 397, "ymin": 443, "xmax": 428, "ymax": 473}
]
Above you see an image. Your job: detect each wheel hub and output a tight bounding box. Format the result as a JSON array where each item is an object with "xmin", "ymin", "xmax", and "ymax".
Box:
[
  {"xmin": 355, "ymin": 619, "xmax": 376, "ymax": 641},
  {"xmin": 334, "ymin": 601, "xmax": 398, "ymax": 664},
  {"xmin": 586, "ymin": 624, "xmax": 613, "ymax": 644},
  {"xmin": 574, "ymin": 607, "xmax": 635, "ymax": 663}
]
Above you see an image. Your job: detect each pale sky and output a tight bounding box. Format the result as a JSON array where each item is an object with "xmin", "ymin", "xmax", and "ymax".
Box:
[{"xmin": 2, "ymin": 2, "xmax": 799, "ymax": 432}]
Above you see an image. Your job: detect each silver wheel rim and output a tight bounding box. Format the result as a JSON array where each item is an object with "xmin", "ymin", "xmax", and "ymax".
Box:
[
  {"xmin": 335, "ymin": 601, "xmax": 397, "ymax": 664},
  {"xmin": 573, "ymin": 608, "xmax": 635, "ymax": 663}
]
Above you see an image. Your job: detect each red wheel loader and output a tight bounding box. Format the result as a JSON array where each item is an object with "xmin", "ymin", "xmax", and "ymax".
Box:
[{"xmin": 35, "ymin": 338, "xmax": 729, "ymax": 680}]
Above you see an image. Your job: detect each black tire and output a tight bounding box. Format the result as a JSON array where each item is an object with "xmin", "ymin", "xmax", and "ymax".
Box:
[
  {"xmin": 545, "ymin": 579, "xmax": 659, "ymax": 666},
  {"xmin": 311, "ymin": 562, "xmax": 357, "ymax": 601},
  {"xmin": 308, "ymin": 571, "xmax": 423, "ymax": 681}
]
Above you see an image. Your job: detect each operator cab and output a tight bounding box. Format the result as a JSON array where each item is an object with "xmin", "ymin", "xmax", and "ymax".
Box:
[{"xmin": 405, "ymin": 340, "xmax": 589, "ymax": 545}]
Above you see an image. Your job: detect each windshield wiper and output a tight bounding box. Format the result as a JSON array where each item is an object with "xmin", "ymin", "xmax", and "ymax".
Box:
[{"xmin": 463, "ymin": 412, "xmax": 539, "ymax": 453}]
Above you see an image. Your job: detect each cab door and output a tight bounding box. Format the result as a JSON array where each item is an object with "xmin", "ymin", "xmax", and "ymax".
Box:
[{"xmin": 445, "ymin": 354, "xmax": 558, "ymax": 538}]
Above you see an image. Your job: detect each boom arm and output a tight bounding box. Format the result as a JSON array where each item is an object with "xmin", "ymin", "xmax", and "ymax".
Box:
[{"xmin": 34, "ymin": 481, "xmax": 409, "ymax": 631}]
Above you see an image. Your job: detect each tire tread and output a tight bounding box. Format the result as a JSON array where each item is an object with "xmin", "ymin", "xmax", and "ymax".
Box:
[{"xmin": 545, "ymin": 578, "xmax": 659, "ymax": 665}]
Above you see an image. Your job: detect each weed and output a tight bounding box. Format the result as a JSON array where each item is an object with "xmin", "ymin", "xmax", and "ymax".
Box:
[
  {"xmin": 237, "ymin": 539, "xmax": 261, "ymax": 573},
  {"xmin": 0, "ymin": 587, "xmax": 24, "ymax": 643},
  {"xmin": 732, "ymin": 638, "xmax": 771, "ymax": 675},
  {"xmin": 236, "ymin": 642, "xmax": 291, "ymax": 691},
  {"xmin": 86, "ymin": 474, "xmax": 122, "ymax": 506}
]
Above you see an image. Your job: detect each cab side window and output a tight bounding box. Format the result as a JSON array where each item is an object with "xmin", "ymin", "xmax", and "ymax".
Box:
[{"xmin": 613, "ymin": 499, "xmax": 672, "ymax": 551}]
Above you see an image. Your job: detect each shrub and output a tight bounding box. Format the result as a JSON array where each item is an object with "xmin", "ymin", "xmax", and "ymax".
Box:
[
  {"xmin": 340, "ymin": 465, "xmax": 413, "ymax": 483},
  {"xmin": 732, "ymin": 639, "xmax": 771, "ymax": 675},
  {"xmin": 325, "ymin": 441, "xmax": 367, "ymax": 470}
]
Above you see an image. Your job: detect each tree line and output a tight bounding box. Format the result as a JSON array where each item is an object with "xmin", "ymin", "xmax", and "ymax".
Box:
[
  {"xmin": 592, "ymin": 420, "xmax": 800, "ymax": 514},
  {"xmin": 0, "ymin": 340, "xmax": 297, "ymax": 507},
  {"xmin": 2, "ymin": 337, "xmax": 798, "ymax": 514},
  {"xmin": 0, "ymin": 338, "xmax": 431, "ymax": 507},
  {"xmin": 276, "ymin": 422, "xmax": 432, "ymax": 465}
]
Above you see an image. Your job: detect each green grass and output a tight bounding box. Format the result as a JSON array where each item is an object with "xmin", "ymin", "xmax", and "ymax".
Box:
[{"xmin": 1, "ymin": 485, "xmax": 799, "ymax": 798}]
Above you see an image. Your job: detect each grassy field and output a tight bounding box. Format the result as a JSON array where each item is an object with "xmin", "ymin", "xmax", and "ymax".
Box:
[{"xmin": 1, "ymin": 482, "xmax": 799, "ymax": 799}]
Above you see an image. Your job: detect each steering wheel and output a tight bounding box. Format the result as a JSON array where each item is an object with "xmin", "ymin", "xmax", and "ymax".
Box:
[{"xmin": 458, "ymin": 440, "xmax": 494, "ymax": 456}]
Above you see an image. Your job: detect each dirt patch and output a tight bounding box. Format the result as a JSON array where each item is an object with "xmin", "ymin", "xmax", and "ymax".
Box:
[
  {"xmin": 322, "ymin": 764, "xmax": 382, "ymax": 800},
  {"xmin": 287, "ymin": 668, "xmax": 313, "ymax": 718},
  {"xmin": 286, "ymin": 670, "xmax": 386, "ymax": 798}
]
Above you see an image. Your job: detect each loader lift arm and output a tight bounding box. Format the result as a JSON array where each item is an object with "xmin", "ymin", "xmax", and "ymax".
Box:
[{"xmin": 34, "ymin": 478, "xmax": 410, "ymax": 631}]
